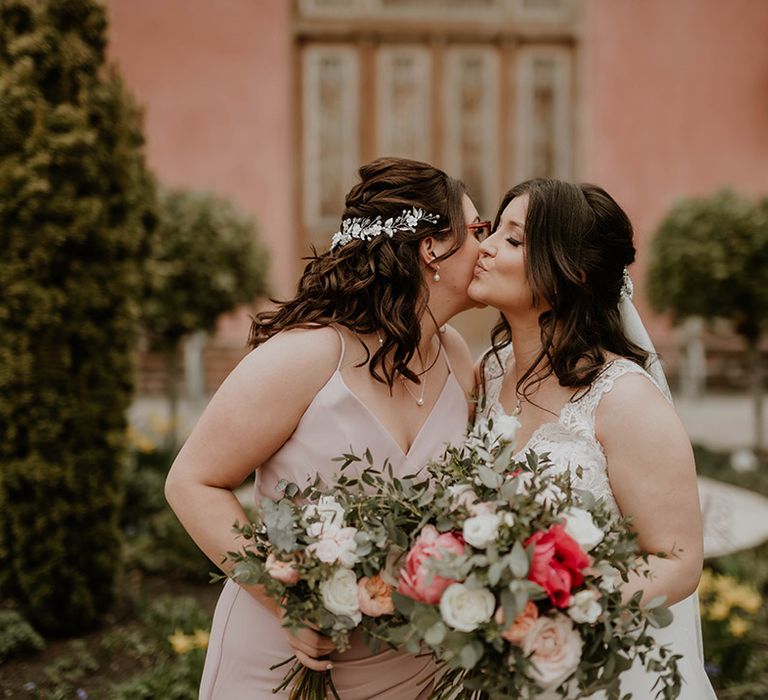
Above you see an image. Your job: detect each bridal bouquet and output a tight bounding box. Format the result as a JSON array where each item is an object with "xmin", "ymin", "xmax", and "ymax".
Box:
[
  {"xmin": 225, "ymin": 452, "xmax": 434, "ymax": 699},
  {"xmin": 364, "ymin": 417, "xmax": 684, "ymax": 699}
]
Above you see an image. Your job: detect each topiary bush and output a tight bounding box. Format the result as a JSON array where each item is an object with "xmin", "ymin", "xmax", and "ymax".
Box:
[
  {"xmin": 0, "ymin": 0, "xmax": 156, "ymax": 633},
  {"xmin": 142, "ymin": 188, "xmax": 269, "ymax": 446},
  {"xmin": 648, "ymin": 191, "xmax": 768, "ymax": 453}
]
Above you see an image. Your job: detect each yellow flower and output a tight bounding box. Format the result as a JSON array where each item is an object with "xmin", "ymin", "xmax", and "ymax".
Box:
[
  {"xmin": 728, "ymin": 617, "xmax": 750, "ymax": 638},
  {"xmin": 126, "ymin": 426, "xmax": 157, "ymax": 453},
  {"xmin": 168, "ymin": 629, "xmax": 195, "ymax": 654},
  {"xmin": 707, "ymin": 599, "xmax": 731, "ymax": 621},
  {"xmin": 193, "ymin": 629, "xmax": 210, "ymax": 649},
  {"xmin": 723, "ymin": 585, "xmax": 762, "ymax": 614}
]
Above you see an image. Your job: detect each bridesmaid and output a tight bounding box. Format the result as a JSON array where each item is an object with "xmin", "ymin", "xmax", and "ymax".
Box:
[{"xmin": 165, "ymin": 157, "xmax": 492, "ymax": 699}]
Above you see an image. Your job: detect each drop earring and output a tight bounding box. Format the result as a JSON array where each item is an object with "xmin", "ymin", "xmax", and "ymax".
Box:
[{"xmin": 433, "ymin": 266, "xmax": 440, "ymax": 282}]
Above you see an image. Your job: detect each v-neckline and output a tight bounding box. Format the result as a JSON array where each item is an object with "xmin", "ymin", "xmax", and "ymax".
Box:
[
  {"xmin": 493, "ymin": 397, "xmax": 571, "ymax": 461},
  {"xmin": 335, "ymin": 367, "xmax": 457, "ymax": 459}
]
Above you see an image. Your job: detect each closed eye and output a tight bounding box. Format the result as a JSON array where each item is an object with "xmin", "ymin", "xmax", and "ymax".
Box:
[{"xmin": 506, "ymin": 237, "xmax": 523, "ymax": 247}]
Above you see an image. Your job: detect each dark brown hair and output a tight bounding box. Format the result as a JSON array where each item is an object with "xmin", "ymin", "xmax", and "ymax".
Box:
[
  {"xmin": 481, "ymin": 178, "xmax": 650, "ymax": 403},
  {"xmin": 250, "ymin": 157, "xmax": 468, "ymax": 386}
]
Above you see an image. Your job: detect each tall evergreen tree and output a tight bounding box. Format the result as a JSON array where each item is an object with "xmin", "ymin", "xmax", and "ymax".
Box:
[{"xmin": 0, "ymin": 0, "xmax": 156, "ymax": 632}]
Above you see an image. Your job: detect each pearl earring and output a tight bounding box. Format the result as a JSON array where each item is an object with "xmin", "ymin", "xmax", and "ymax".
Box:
[{"xmin": 433, "ymin": 266, "xmax": 440, "ymax": 282}]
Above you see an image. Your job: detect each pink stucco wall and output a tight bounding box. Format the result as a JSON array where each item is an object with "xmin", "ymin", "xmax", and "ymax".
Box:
[
  {"xmin": 583, "ymin": 0, "xmax": 768, "ymax": 333},
  {"xmin": 107, "ymin": 0, "xmax": 296, "ymax": 343}
]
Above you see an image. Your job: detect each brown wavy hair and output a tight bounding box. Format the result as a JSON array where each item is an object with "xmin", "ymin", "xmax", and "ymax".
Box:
[
  {"xmin": 480, "ymin": 179, "xmax": 650, "ymax": 404},
  {"xmin": 250, "ymin": 157, "xmax": 468, "ymax": 386}
]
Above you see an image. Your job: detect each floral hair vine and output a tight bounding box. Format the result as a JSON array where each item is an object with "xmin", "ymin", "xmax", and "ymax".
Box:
[
  {"xmin": 620, "ymin": 267, "xmax": 633, "ymax": 301},
  {"xmin": 330, "ymin": 207, "xmax": 441, "ymax": 251}
]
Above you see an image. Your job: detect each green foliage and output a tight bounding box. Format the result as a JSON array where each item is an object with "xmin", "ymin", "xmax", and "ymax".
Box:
[
  {"xmin": 0, "ymin": 0, "xmax": 156, "ymax": 632},
  {"xmin": 0, "ymin": 609, "xmax": 45, "ymax": 662},
  {"xmin": 121, "ymin": 441, "xmax": 211, "ymax": 583},
  {"xmin": 143, "ymin": 188, "xmax": 269, "ymax": 350},
  {"xmin": 107, "ymin": 596, "xmax": 209, "ymax": 700},
  {"xmin": 42, "ymin": 640, "xmax": 100, "ymax": 700},
  {"xmin": 108, "ymin": 651, "xmax": 205, "ymax": 700},
  {"xmin": 648, "ymin": 191, "xmax": 768, "ymax": 341},
  {"xmin": 693, "ymin": 445, "xmax": 768, "ymax": 697},
  {"xmin": 137, "ymin": 594, "xmax": 210, "ymax": 637}
]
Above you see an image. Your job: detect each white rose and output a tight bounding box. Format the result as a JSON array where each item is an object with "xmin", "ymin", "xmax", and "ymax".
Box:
[
  {"xmin": 320, "ymin": 568, "xmax": 361, "ymax": 624},
  {"xmin": 308, "ymin": 527, "xmax": 359, "ymax": 568},
  {"xmin": 567, "ymin": 589, "xmax": 602, "ymax": 624},
  {"xmin": 521, "ymin": 614, "xmax": 583, "ymax": 689},
  {"xmin": 492, "ymin": 413, "xmax": 521, "ymax": 444},
  {"xmin": 334, "ymin": 527, "xmax": 359, "ymax": 568},
  {"xmin": 439, "ymin": 583, "xmax": 495, "ymax": 632},
  {"xmin": 304, "ymin": 495, "xmax": 346, "ymax": 535},
  {"xmin": 447, "ymin": 484, "xmax": 479, "ymax": 512},
  {"xmin": 462, "ymin": 512, "xmax": 501, "ymax": 549},
  {"xmin": 562, "ymin": 508, "xmax": 604, "ymax": 551}
]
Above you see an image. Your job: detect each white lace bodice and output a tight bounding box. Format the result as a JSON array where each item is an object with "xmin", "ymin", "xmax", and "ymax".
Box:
[{"xmin": 480, "ymin": 346, "xmax": 671, "ymax": 519}]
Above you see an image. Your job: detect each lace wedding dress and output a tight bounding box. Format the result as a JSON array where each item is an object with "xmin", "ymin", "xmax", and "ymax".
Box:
[{"xmin": 479, "ymin": 345, "xmax": 716, "ymax": 699}]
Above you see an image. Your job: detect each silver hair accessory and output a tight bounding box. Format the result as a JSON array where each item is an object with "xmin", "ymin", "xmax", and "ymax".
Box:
[
  {"xmin": 330, "ymin": 207, "xmax": 440, "ymax": 251},
  {"xmin": 620, "ymin": 267, "xmax": 634, "ymax": 301}
]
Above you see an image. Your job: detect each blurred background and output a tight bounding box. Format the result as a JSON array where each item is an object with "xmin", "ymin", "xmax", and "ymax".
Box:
[
  {"xmin": 106, "ymin": 0, "xmax": 768, "ymax": 395},
  {"xmin": 1, "ymin": 0, "xmax": 767, "ymax": 697}
]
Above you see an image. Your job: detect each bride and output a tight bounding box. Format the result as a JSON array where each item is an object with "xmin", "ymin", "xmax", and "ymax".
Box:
[{"xmin": 469, "ymin": 178, "xmax": 716, "ymax": 698}]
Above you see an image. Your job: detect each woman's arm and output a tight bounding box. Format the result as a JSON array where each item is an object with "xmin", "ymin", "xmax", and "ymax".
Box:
[
  {"xmin": 597, "ymin": 373, "xmax": 704, "ymax": 606},
  {"xmin": 164, "ymin": 326, "xmax": 341, "ymax": 669}
]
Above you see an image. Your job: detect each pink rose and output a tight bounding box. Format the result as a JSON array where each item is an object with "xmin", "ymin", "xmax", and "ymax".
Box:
[
  {"xmin": 397, "ymin": 525, "xmax": 465, "ymax": 604},
  {"xmin": 495, "ymin": 600, "xmax": 539, "ymax": 645},
  {"xmin": 357, "ymin": 574, "xmax": 395, "ymax": 617},
  {"xmin": 521, "ymin": 614, "xmax": 583, "ymax": 689},
  {"xmin": 265, "ymin": 552, "xmax": 299, "ymax": 585}
]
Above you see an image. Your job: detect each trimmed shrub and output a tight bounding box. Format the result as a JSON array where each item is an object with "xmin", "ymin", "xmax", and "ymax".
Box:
[
  {"xmin": 648, "ymin": 191, "xmax": 768, "ymax": 452},
  {"xmin": 0, "ymin": 0, "xmax": 156, "ymax": 632},
  {"xmin": 0, "ymin": 610, "xmax": 45, "ymax": 662},
  {"xmin": 142, "ymin": 188, "xmax": 269, "ymax": 445}
]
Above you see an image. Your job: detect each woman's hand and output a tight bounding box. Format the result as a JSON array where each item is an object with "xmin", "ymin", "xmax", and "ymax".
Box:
[{"xmin": 279, "ymin": 612, "xmax": 336, "ymax": 671}]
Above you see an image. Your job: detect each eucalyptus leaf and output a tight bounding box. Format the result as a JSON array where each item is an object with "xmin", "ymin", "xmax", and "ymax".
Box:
[
  {"xmin": 477, "ymin": 464, "xmax": 503, "ymax": 489},
  {"xmin": 459, "ymin": 641, "xmax": 483, "ymax": 669},
  {"xmin": 263, "ymin": 500, "xmax": 299, "ymax": 551},
  {"xmin": 509, "ymin": 540, "xmax": 529, "ymax": 578},
  {"xmin": 488, "ymin": 561, "xmax": 503, "ymax": 587},
  {"xmin": 493, "ymin": 442, "xmax": 516, "ymax": 471},
  {"xmin": 425, "ymin": 621, "xmax": 448, "ymax": 646},
  {"xmin": 391, "ymin": 591, "xmax": 416, "ymax": 616},
  {"xmin": 647, "ymin": 606, "xmax": 674, "ymax": 629},
  {"xmin": 645, "ymin": 595, "xmax": 668, "ymax": 609},
  {"xmin": 500, "ymin": 478, "xmax": 519, "ymax": 502}
]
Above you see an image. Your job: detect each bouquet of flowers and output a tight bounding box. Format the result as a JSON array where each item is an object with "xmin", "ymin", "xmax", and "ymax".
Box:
[
  {"xmin": 362, "ymin": 416, "xmax": 684, "ymax": 699},
  {"xmin": 225, "ymin": 451, "xmax": 436, "ymax": 699}
]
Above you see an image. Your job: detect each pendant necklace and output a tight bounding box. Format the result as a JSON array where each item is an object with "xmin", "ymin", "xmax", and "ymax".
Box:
[{"xmin": 377, "ymin": 333, "xmax": 432, "ymax": 407}]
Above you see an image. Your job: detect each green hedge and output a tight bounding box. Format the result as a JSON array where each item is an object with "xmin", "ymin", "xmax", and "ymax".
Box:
[{"xmin": 0, "ymin": 0, "xmax": 155, "ymax": 633}]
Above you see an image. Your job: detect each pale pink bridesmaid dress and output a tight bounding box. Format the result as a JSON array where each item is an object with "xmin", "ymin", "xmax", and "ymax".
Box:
[{"xmin": 199, "ymin": 328, "xmax": 468, "ymax": 699}]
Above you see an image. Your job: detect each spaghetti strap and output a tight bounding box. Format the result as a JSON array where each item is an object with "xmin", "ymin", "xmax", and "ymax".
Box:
[
  {"xmin": 328, "ymin": 324, "xmax": 346, "ymax": 372},
  {"xmin": 439, "ymin": 338, "xmax": 454, "ymax": 376}
]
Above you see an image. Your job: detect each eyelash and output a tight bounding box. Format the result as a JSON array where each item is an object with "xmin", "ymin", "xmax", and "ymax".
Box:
[{"xmin": 506, "ymin": 237, "xmax": 522, "ymax": 248}]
